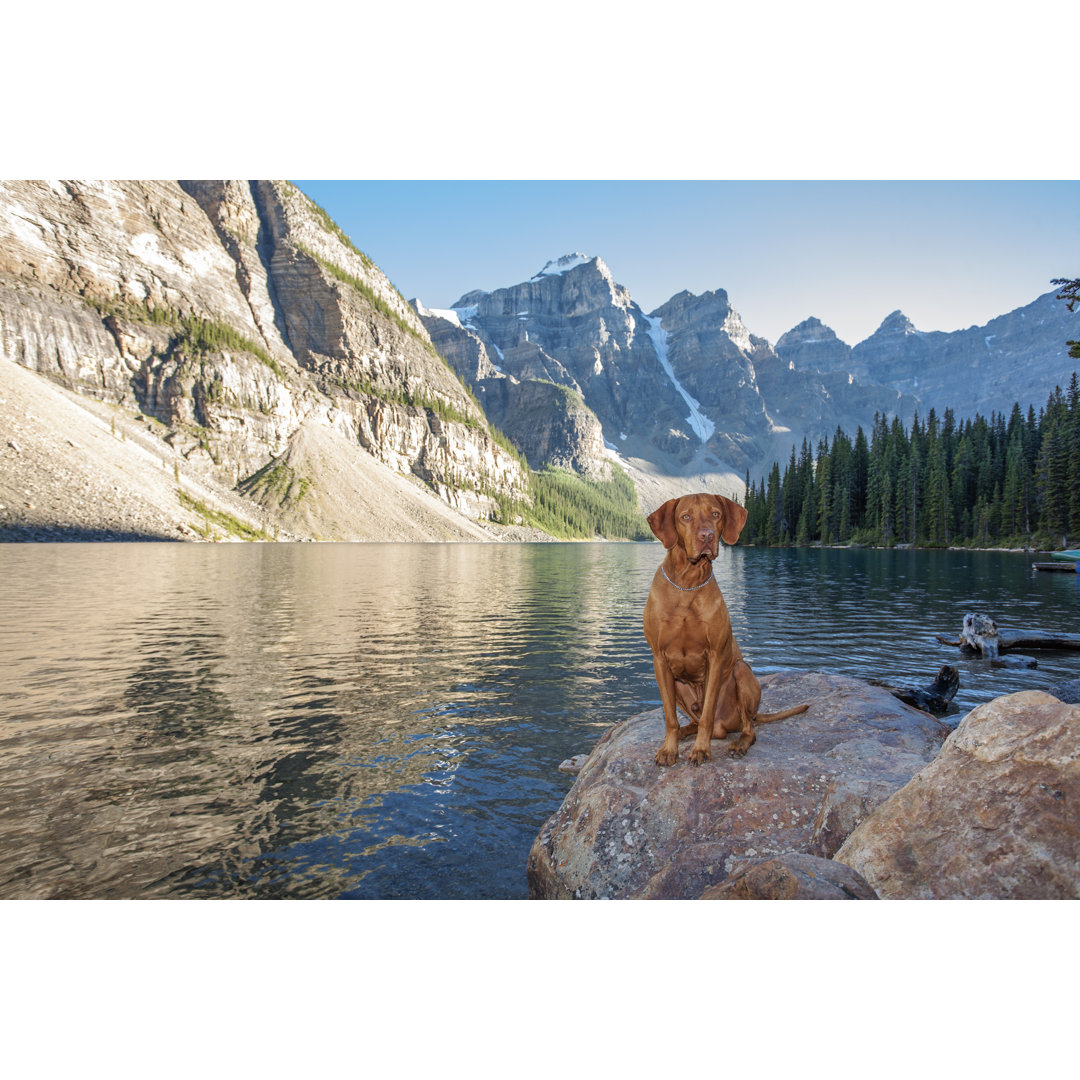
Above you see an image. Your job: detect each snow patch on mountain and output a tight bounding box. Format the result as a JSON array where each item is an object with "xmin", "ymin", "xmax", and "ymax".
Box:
[
  {"xmin": 532, "ymin": 253, "xmax": 592, "ymax": 279},
  {"xmin": 644, "ymin": 315, "xmax": 715, "ymax": 443},
  {"xmin": 414, "ymin": 301, "xmax": 463, "ymax": 328},
  {"xmin": 722, "ymin": 310, "xmax": 754, "ymax": 354}
]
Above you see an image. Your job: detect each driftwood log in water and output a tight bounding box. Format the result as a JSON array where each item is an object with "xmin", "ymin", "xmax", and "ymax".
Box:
[
  {"xmin": 869, "ymin": 666, "xmax": 960, "ymax": 716},
  {"xmin": 936, "ymin": 613, "xmax": 1080, "ymax": 659}
]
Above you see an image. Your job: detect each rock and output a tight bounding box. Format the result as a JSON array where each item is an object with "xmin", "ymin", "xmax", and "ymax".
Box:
[
  {"xmin": 526, "ymin": 671, "xmax": 948, "ymax": 900},
  {"xmin": 835, "ymin": 691, "xmax": 1080, "ymax": 899},
  {"xmin": 558, "ymin": 754, "xmax": 590, "ymax": 774},
  {"xmin": 701, "ymin": 852, "xmax": 878, "ymax": 900}
]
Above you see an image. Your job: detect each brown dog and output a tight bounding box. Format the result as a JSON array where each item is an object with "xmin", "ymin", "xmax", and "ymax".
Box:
[{"xmin": 643, "ymin": 492, "xmax": 807, "ymax": 766}]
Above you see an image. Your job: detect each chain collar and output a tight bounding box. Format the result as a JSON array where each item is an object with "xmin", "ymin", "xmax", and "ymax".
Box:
[{"xmin": 661, "ymin": 564, "xmax": 715, "ymax": 591}]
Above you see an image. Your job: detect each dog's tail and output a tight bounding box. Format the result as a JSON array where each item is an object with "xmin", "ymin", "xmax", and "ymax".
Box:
[{"xmin": 755, "ymin": 704, "xmax": 809, "ymax": 724}]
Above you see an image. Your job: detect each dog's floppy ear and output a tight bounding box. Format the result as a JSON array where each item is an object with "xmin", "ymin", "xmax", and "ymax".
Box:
[
  {"xmin": 647, "ymin": 498, "xmax": 680, "ymax": 549},
  {"xmin": 714, "ymin": 494, "xmax": 748, "ymax": 545}
]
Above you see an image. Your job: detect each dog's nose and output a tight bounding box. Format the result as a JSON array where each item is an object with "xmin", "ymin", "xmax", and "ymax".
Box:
[{"xmin": 698, "ymin": 527, "xmax": 715, "ymax": 546}]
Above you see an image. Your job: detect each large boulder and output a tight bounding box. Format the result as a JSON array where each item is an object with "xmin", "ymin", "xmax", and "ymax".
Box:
[
  {"xmin": 835, "ymin": 691, "xmax": 1080, "ymax": 898},
  {"xmin": 701, "ymin": 853, "xmax": 877, "ymax": 900},
  {"xmin": 527, "ymin": 671, "xmax": 949, "ymax": 899}
]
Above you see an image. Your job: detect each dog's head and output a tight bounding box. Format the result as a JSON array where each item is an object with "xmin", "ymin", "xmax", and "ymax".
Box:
[{"xmin": 647, "ymin": 493, "xmax": 748, "ymax": 561}]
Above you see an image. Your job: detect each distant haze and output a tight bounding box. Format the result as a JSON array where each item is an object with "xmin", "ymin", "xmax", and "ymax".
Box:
[{"xmin": 295, "ymin": 180, "xmax": 1080, "ymax": 347}]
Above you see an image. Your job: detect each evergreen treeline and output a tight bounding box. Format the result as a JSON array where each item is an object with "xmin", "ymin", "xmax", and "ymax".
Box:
[
  {"xmin": 497, "ymin": 464, "xmax": 652, "ymax": 540},
  {"xmin": 742, "ymin": 374, "xmax": 1080, "ymax": 550}
]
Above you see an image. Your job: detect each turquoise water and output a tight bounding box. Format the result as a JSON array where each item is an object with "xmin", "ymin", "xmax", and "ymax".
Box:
[{"xmin": 0, "ymin": 542, "xmax": 1076, "ymax": 899}]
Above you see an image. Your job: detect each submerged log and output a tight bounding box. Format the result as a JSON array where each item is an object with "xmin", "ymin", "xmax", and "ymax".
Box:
[
  {"xmin": 868, "ymin": 665, "xmax": 960, "ymax": 717},
  {"xmin": 938, "ymin": 613, "xmax": 1080, "ymax": 658},
  {"xmin": 997, "ymin": 630, "xmax": 1080, "ymax": 651}
]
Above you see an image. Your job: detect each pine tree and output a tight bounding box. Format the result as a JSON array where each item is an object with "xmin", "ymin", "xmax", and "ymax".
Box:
[
  {"xmin": 764, "ymin": 462, "xmax": 783, "ymax": 545},
  {"xmin": 1067, "ymin": 372, "xmax": 1080, "ymax": 535},
  {"xmin": 1037, "ymin": 387, "xmax": 1070, "ymax": 544},
  {"xmin": 815, "ymin": 435, "xmax": 832, "ymax": 544}
]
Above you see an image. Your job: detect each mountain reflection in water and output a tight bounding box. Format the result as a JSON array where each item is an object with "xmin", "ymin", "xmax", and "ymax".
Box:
[{"xmin": 1, "ymin": 542, "xmax": 1076, "ymax": 899}]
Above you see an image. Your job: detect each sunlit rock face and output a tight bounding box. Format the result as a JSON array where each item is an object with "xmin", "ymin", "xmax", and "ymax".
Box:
[
  {"xmin": 0, "ymin": 180, "xmax": 530, "ymax": 539},
  {"xmin": 836, "ymin": 691, "xmax": 1080, "ymax": 899}
]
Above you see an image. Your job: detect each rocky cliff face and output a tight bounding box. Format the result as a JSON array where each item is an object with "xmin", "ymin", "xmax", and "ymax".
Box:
[
  {"xmin": 415, "ymin": 300, "xmax": 609, "ymax": 477},
  {"xmin": 447, "ymin": 255, "xmax": 697, "ymax": 466},
  {"xmin": 0, "ymin": 180, "xmax": 529, "ymax": 540}
]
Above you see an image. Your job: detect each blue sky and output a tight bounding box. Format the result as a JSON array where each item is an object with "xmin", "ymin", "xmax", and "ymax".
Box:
[{"xmin": 293, "ymin": 180, "xmax": 1078, "ymax": 348}]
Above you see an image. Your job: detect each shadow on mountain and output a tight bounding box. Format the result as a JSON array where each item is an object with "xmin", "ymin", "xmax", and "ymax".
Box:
[{"xmin": 0, "ymin": 524, "xmax": 183, "ymax": 542}]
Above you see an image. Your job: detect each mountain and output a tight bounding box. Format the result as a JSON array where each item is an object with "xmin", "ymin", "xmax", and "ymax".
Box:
[
  {"xmin": 435, "ymin": 252, "xmax": 1077, "ymax": 496},
  {"xmin": 428, "ymin": 255, "xmax": 938, "ymax": 496},
  {"xmin": 846, "ymin": 291, "xmax": 1078, "ymax": 420},
  {"xmin": 0, "ymin": 180, "xmax": 531, "ymax": 541},
  {"xmin": 446, "ymin": 254, "xmax": 697, "ymax": 462},
  {"xmin": 421, "ymin": 254, "xmax": 756, "ymax": 507}
]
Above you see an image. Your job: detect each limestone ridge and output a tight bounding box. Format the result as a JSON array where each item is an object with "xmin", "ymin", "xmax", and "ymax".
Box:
[{"xmin": 0, "ymin": 180, "xmax": 529, "ymax": 540}]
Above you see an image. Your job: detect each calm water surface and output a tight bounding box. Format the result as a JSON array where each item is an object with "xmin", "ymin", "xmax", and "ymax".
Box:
[{"xmin": 1, "ymin": 542, "xmax": 1077, "ymax": 899}]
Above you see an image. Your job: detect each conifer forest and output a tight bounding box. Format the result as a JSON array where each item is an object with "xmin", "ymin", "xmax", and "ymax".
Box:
[{"xmin": 741, "ymin": 374, "xmax": 1080, "ymax": 550}]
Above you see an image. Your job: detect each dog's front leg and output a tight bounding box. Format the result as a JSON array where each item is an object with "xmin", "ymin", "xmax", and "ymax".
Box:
[
  {"xmin": 689, "ymin": 662, "xmax": 723, "ymax": 766},
  {"xmin": 652, "ymin": 654, "xmax": 682, "ymax": 766}
]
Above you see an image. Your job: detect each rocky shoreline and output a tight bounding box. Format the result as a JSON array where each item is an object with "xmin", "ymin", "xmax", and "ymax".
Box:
[{"xmin": 528, "ymin": 670, "xmax": 1080, "ymax": 899}]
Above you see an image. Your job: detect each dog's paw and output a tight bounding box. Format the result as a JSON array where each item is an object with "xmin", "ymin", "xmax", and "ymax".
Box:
[
  {"xmin": 655, "ymin": 745, "xmax": 679, "ymax": 767},
  {"xmin": 728, "ymin": 736, "xmax": 754, "ymax": 758},
  {"xmin": 688, "ymin": 747, "xmax": 711, "ymax": 766}
]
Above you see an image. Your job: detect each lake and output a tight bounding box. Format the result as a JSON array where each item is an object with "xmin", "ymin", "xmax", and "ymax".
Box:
[{"xmin": 1, "ymin": 542, "xmax": 1077, "ymax": 900}]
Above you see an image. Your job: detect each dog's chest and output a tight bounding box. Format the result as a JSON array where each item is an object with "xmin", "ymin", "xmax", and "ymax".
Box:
[{"xmin": 650, "ymin": 597, "xmax": 732, "ymax": 682}]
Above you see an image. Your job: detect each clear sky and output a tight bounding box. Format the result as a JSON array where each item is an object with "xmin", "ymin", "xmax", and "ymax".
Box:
[{"xmin": 293, "ymin": 180, "xmax": 1079, "ymax": 348}]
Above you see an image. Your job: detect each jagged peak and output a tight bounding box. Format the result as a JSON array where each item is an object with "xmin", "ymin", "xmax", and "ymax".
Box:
[
  {"xmin": 530, "ymin": 253, "xmax": 596, "ymax": 280},
  {"xmin": 649, "ymin": 287, "xmax": 732, "ymax": 321},
  {"xmin": 776, "ymin": 316, "xmax": 843, "ymax": 348},
  {"xmin": 875, "ymin": 309, "xmax": 918, "ymax": 335}
]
